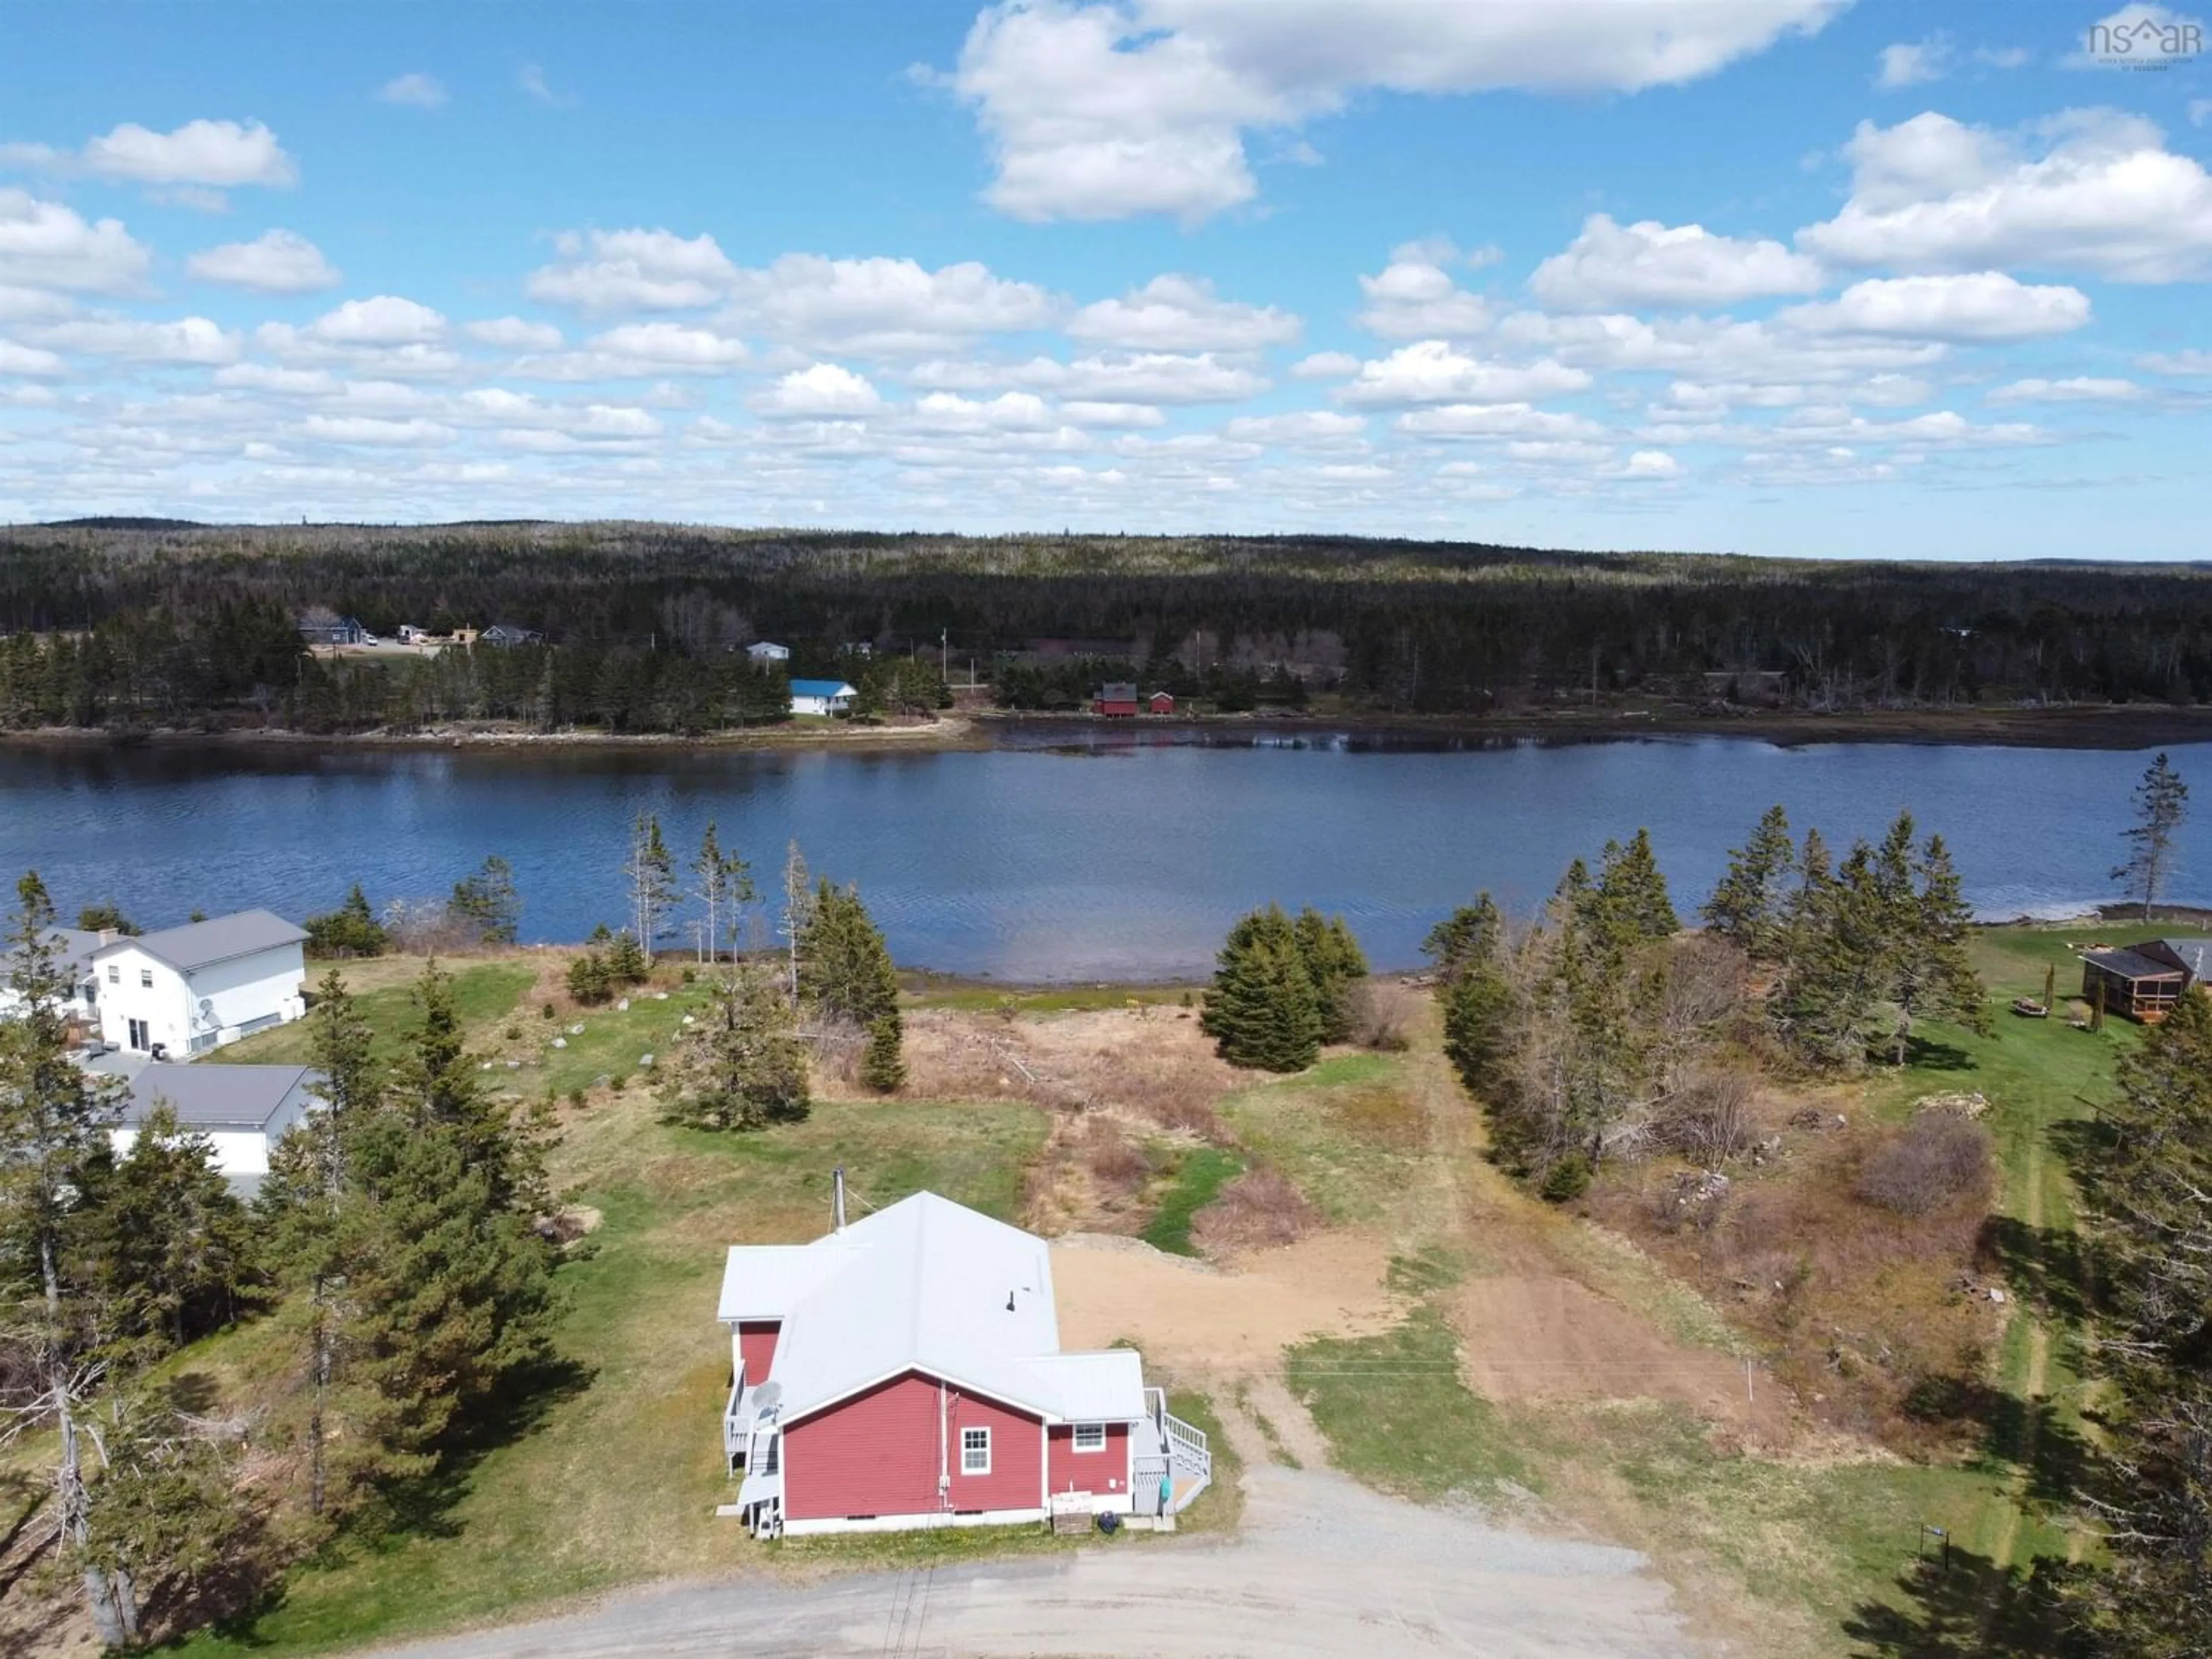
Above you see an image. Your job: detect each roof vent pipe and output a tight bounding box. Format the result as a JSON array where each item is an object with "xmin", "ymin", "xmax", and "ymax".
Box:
[{"xmin": 833, "ymin": 1165, "xmax": 847, "ymax": 1233}]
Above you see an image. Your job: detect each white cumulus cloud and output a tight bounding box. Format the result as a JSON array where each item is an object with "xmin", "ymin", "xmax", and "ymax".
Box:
[
  {"xmin": 1779, "ymin": 272, "xmax": 2091, "ymax": 340},
  {"xmin": 1798, "ymin": 108, "xmax": 2212, "ymax": 281},
  {"xmin": 0, "ymin": 190, "xmax": 150, "ymax": 294},
  {"xmin": 1984, "ymin": 376, "xmax": 2142, "ymax": 403},
  {"xmin": 1530, "ymin": 214, "xmax": 1823, "ymax": 309},
  {"xmin": 944, "ymin": 0, "xmax": 1846, "ymax": 224},
  {"xmin": 185, "ymin": 229, "xmax": 339, "ymax": 294},
  {"xmin": 726, "ymin": 253, "xmax": 1060, "ymax": 355},
  {"xmin": 526, "ymin": 228, "xmax": 737, "ymax": 313},
  {"xmin": 1338, "ymin": 339, "xmax": 1590, "ymax": 405},
  {"xmin": 1066, "ymin": 274, "xmax": 1298, "ymax": 351},
  {"xmin": 752, "ymin": 362, "xmax": 884, "ymax": 417}
]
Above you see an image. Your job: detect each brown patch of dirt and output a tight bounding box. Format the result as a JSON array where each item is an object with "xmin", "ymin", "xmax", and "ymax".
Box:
[
  {"xmin": 902, "ymin": 1005, "xmax": 1241, "ymax": 1134},
  {"xmin": 1051, "ymin": 1230, "xmax": 1403, "ymax": 1377},
  {"xmin": 1455, "ymin": 1273, "xmax": 1794, "ymax": 1445}
]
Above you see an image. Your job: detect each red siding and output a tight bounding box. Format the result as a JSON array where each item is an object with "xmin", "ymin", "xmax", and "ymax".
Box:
[
  {"xmin": 1047, "ymin": 1422, "xmax": 1130, "ymax": 1498},
  {"xmin": 1147, "ymin": 694, "xmax": 1175, "ymax": 714},
  {"xmin": 1092, "ymin": 698, "xmax": 1138, "ymax": 717},
  {"xmin": 783, "ymin": 1372, "xmax": 1044, "ymax": 1522},
  {"xmin": 737, "ymin": 1320, "xmax": 779, "ymax": 1383}
]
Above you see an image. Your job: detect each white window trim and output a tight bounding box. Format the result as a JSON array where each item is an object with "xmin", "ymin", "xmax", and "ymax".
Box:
[
  {"xmin": 106, "ymin": 966, "xmax": 119, "ymax": 984},
  {"xmin": 139, "ymin": 969, "xmax": 153, "ymax": 988},
  {"xmin": 960, "ymin": 1425, "xmax": 991, "ymax": 1475},
  {"xmin": 1073, "ymin": 1422, "xmax": 1106, "ymax": 1453}
]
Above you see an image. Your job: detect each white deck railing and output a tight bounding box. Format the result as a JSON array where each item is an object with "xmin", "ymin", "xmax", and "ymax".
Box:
[
  {"xmin": 1143, "ymin": 1386, "xmax": 1213, "ymax": 1513},
  {"xmin": 721, "ymin": 1366, "xmax": 746, "ymax": 1465}
]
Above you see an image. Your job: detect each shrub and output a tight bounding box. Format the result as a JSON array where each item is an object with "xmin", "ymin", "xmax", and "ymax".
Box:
[
  {"xmin": 567, "ymin": 952, "xmax": 614, "ymax": 1005},
  {"xmin": 1539, "ymin": 1152, "xmax": 1592, "ymax": 1204},
  {"xmin": 1349, "ymin": 980, "xmax": 1416, "ymax": 1052},
  {"xmin": 1191, "ymin": 1166, "xmax": 1320, "ymax": 1253},
  {"xmin": 859, "ymin": 1010, "xmax": 906, "ymax": 1093},
  {"xmin": 541, "ymin": 1001, "xmax": 558, "ymax": 1021},
  {"xmin": 1856, "ymin": 1113, "xmax": 1993, "ymax": 1218},
  {"xmin": 1084, "ymin": 1122, "xmax": 1152, "ymax": 1195}
]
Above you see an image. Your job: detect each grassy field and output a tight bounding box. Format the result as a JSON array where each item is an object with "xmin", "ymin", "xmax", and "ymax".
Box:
[
  {"xmin": 1270, "ymin": 925, "xmax": 2135, "ymax": 1657},
  {"xmin": 219, "ymin": 959, "xmax": 537, "ymax": 1068},
  {"xmin": 174, "ymin": 1020, "xmax": 1053, "ymax": 1654},
  {"xmin": 98, "ymin": 926, "xmax": 2146, "ymax": 1654}
]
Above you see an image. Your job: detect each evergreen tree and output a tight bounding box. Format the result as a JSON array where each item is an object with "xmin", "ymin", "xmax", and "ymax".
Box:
[
  {"xmin": 74, "ymin": 900, "xmax": 138, "ymax": 935},
  {"xmin": 1292, "ymin": 907, "xmax": 1369, "ymax": 1044},
  {"xmin": 1593, "ymin": 828, "xmax": 1679, "ymax": 945},
  {"xmin": 796, "ymin": 880, "xmax": 900, "ymax": 1028},
  {"xmin": 1888, "ymin": 832, "xmax": 1989, "ymax": 1064},
  {"xmin": 2113, "ymin": 752, "xmax": 2190, "ymax": 922},
  {"xmin": 666, "ymin": 966, "xmax": 812, "ymax": 1129},
  {"xmin": 257, "ymin": 971, "xmax": 377, "ymax": 1520},
  {"xmin": 1203, "ymin": 905, "xmax": 1323, "ymax": 1072},
  {"xmin": 76, "ymin": 1103, "xmax": 250, "ymax": 1350},
  {"xmin": 1437, "ymin": 895, "xmax": 1517, "ymax": 1103},
  {"xmin": 341, "ymin": 1107, "xmax": 556, "ymax": 1490},
  {"xmin": 391, "ymin": 960, "xmax": 546, "ymax": 1214},
  {"xmin": 2070, "ymin": 991, "xmax": 2212, "ymax": 1652},
  {"xmin": 622, "ymin": 810, "xmax": 676, "ymax": 964},
  {"xmin": 861, "ymin": 1012, "xmax": 907, "ymax": 1093},
  {"xmin": 304, "ymin": 884, "xmax": 388, "ymax": 959},
  {"xmin": 80, "ymin": 1383, "xmax": 249, "ymax": 1644},
  {"xmin": 0, "ymin": 872, "xmax": 133, "ymax": 1644},
  {"xmin": 1423, "ymin": 892, "xmax": 1505, "ymax": 984},
  {"xmin": 449, "ymin": 854, "xmax": 521, "ymax": 945},
  {"xmin": 691, "ymin": 821, "xmax": 753, "ymax": 963},
  {"xmin": 1702, "ymin": 805, "xmax": 1796, "ymax": 958}
]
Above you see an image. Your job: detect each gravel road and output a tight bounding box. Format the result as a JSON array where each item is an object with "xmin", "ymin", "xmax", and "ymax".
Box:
[{"xmin": 369, "ymin": 1464, "xmax": 1698, "ymax": 1658}]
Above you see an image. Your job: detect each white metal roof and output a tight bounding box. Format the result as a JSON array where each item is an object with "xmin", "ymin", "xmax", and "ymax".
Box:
[{"xmin": 717, "ymin": 1191, "xmax": 1146, "ymax": 1425}]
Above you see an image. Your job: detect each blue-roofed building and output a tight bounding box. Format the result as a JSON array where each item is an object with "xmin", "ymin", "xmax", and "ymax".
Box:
[{"xmin": 789, "ymin": 678, "xmax": 857, "ymax": 717}]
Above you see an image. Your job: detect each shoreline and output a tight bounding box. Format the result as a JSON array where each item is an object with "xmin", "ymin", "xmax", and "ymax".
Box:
[{"xmin": 4, "ymin": 702, "xmax": 2212, "ymax": 755}]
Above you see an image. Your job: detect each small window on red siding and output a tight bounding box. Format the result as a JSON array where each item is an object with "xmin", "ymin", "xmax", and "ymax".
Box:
[
  {"xmin": 961, "ymin": 1426, "xmax": 991, "ymax": 1475},
  {"xmin": 1073, "ymin": 1422, "xmax": 1106, "ymax": 1453}
]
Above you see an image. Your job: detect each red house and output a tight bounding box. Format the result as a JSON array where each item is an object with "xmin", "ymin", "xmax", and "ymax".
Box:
[
  {"xmin": 1091, "ymin": 681, "xmax": 1139, "ymax": 717},
  {"xmin": 1147, "ymin": 690, "xmax": 1176, "ymax": 715},
  {"xmin": 718, "ymin": 1190, "xmax": 1213, "ymax": 1537}
]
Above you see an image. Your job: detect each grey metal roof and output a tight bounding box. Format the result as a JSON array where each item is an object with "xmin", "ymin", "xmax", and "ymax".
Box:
[
  {"xmin": 47, "ymin": 927, "xmax": 102, "ymax": 980},
  {"xmin": 2082, "ymin": 947, "xmax": 2184, "ymax": 983},
  {"xmin": 125, "ymin": 1063, "xmax": 320, "ymax": 1131},
  {"xmin": 717, "ymin": 1191, "xmax": 1146, "ymax": 1425},
  {"xmin": 2153, "ymin": 937, "xmax": 2212, "ymax": 980},
  {"xmin": 98, "ymin": 909, "xmax": 306, "ymax": 975}
]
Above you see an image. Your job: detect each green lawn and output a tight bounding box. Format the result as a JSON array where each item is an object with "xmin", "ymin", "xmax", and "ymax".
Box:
[
  {"xmin": 217, "ymin": 960, "xmax": 537, "ymax": 1068},
  {"xmin": 1139, "ymin": 1146, "xmax": 1243, "ymax": 1256}
]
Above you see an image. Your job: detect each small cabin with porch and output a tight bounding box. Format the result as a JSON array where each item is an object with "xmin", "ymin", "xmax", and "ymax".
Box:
[
  {"xmin": 1092, "ymin": 682, "xmax": 1139, "ymax": 717},
  {"xmin": 717, "ymin": 1187, "xmax": 1211, "ymax": 1538},
  {"xmin": 2080, "ymin": 937, "xmax": 2212, "ymax": 1022}
]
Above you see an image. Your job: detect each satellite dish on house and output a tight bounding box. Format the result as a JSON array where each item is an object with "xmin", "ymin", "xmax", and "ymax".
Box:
[
  {"xmin": 752, "ymin": 1381, "xmax": 782, "ymax": 1415},
  {"xmin": 196, "ymin": 997, "xmax": 216, "ymax": 1026}
]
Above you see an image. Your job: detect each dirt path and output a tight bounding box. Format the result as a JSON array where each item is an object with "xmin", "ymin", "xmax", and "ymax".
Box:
[
  {"xmin": 368, "ymin": 1464, "xmax": 1702, "ymax": 1659},
  {"xmin": 1988, "ymin": 1128, "xmax": 2052, "ymax": 1573},
  {"xmin": 1051, "ymin": 1232, "xmax": 1404, "ymax": 1376}
]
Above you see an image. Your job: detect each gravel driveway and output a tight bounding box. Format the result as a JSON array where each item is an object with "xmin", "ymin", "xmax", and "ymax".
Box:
[{"xmin": 370, "ymin": 1464, "xmax": 1698, "ymax": 1658}]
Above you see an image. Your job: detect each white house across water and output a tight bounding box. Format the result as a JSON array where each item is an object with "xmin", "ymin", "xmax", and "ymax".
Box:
[{"xmin": 93, "ymin": 910, "xmax": 308, "ymax": 1058}]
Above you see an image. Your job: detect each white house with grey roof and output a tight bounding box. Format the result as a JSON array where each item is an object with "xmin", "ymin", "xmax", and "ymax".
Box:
[
  {"xmin": 114, "ymin": 1063, "xmax": 323, "ymax": 1190},
  {"xmin": 93, "ymin": 910, "xmax": 308, "ymax": 1058}
]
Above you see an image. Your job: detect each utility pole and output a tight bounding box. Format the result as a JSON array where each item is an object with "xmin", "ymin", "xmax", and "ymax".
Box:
[{"xmin": 941, "ymin": 627, "xmax": 948, "ymax": 681}]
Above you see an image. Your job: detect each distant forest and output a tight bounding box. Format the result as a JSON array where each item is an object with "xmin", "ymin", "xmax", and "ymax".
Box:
[{"xmin": 1, "ymin": 521, "xmax": 2208, "ymax": 733}]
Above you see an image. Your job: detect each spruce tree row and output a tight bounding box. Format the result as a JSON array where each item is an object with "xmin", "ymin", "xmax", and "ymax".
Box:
[{"xmin": 1201, "ymin": 904, "xmax": 1369, "ymax": 1071}]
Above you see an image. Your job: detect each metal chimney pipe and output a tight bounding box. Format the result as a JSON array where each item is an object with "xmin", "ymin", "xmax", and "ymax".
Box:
[{"xmin": 833, "ymin": 1165, "xmax": 846, "ymax": 1233}]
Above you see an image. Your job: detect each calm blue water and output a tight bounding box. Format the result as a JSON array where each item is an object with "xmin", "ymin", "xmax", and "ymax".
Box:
[{"xmin": 2, "ymin": 734, "xmax": 2205, "ymax": 980}]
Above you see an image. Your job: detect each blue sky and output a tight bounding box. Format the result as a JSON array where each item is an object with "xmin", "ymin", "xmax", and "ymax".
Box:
[{"xmin": 2, "ymin": 0, "xmax": 2210, "ymax": 557}]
